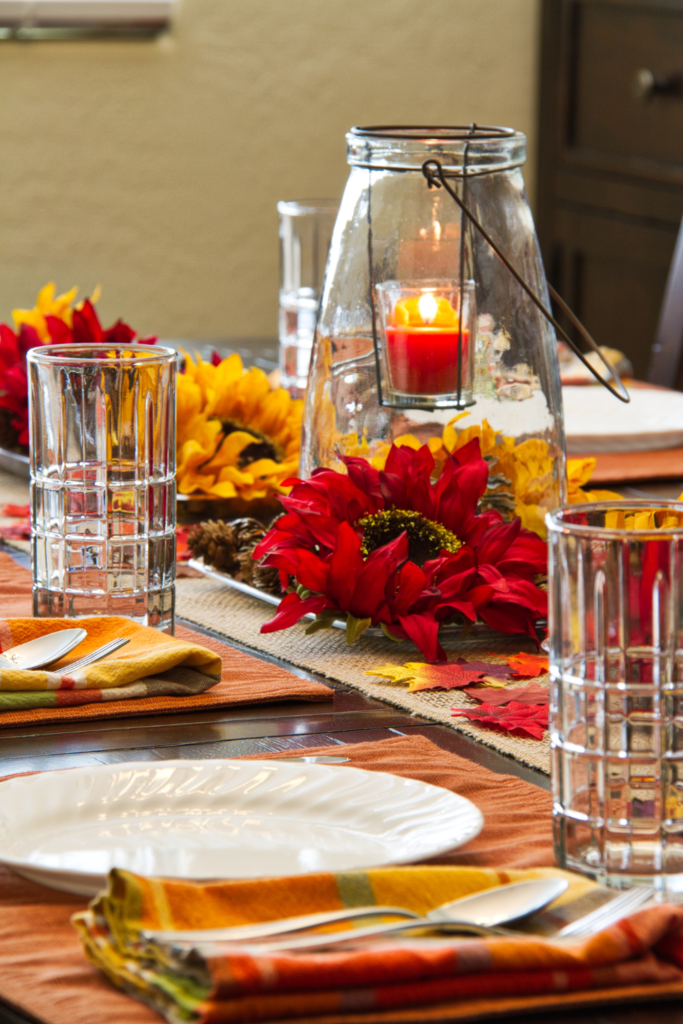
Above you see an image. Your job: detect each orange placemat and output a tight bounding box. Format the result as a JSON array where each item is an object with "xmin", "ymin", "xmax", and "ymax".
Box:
[
  {"xmin": 0, "ymin": 734, "xmax": 682, "ymax": 1024},
  {"xmin": 0, "ymin": 551, "xmax": 333, "ymax": 727},
  {"xmin": 574, "ymin": 446, "xmax": 683, "ymax": 485}
]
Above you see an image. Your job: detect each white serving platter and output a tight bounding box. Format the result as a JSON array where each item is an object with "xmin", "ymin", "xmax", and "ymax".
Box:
[
  {"xmin": 0, "ymin": 759, "xmax": 483, "ymax": 896},
  {"xmin": 563, "ymin": 385, "xmax": 683, "ymax": 453}
]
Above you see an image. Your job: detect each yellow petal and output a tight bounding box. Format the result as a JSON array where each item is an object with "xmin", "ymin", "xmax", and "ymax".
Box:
[{"xmin": 205, "ymin": 430, "xmax": 258, "ymax": 470}]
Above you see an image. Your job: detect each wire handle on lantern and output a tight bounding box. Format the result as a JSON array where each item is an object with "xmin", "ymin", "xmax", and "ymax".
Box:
[{"xmin": 422, "ymin": 159, "xmax": 630, "ymax": 404}]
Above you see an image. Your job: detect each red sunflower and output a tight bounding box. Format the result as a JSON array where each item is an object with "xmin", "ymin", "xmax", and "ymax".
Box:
[{"xmin": 254, "ymin": 440, "xmax": 548, "ymax": 662}]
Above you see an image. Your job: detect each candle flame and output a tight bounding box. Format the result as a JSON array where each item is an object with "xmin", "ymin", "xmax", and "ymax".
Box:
[{"xmin": 418, "ymin": 292, "xmax": 439, "ymax": 324}]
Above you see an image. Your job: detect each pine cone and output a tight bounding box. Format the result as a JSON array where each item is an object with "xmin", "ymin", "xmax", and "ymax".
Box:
[
  {"xmin": 252, "ymin": 561, "xmax": 282, "ymax": 595},
  {"xmin": 230, "ymin": 517, "xmax": 268, "ymax": 550},
  {"xmin": 187, "ymin": 520, "xmax": 239, "ymax": 574}
]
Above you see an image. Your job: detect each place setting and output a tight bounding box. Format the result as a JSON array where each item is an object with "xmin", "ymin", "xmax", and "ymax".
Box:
[{"xmin": 3, "ymin": 103, "xmax": 683, "ymax": 1024}]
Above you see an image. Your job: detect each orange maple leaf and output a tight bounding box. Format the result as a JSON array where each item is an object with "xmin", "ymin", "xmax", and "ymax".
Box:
[
  {"xmin": 405, "ymin": 663, "xmax": 487, "ymax": 692},
  {"xmin": 493, "ymin": 652, "xmax": 549, "ymax": 679}
]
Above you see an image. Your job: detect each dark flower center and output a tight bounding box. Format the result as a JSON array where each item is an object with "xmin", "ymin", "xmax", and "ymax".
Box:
[
  {"xmin": 218, "ymin": 418, "xmax": 284, "ymax": 467},
  {"xmin": 358, "ymin": 508, "xmax": 462, "ymax": 566}
]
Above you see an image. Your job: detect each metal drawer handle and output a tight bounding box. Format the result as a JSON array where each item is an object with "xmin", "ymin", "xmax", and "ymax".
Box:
[{"xmin": 633, "ymin": 68, "xmax": 683, "ymax": 100}]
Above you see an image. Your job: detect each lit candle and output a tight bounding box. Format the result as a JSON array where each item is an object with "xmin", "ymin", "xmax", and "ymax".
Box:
[{"xmin": 384, "ymin": 290, "xmax": 469, "ymax": 395}]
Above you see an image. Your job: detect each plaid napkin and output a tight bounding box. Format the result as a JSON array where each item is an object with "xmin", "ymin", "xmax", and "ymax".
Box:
[
  {"xmin": 72, "ymin": 866, "xmax": 683, "ymax": 1023},
  {"xmin": 0, "ymin": 617, "xmax": 222, "ymax": 710}
]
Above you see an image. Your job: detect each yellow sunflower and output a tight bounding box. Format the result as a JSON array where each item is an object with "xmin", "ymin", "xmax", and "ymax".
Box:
[{"xmin": 176, "ymin": 352, "xmax": 303, "ymax": 501}]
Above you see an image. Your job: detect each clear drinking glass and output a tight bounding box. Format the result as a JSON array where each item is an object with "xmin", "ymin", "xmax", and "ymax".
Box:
[
  {"xmin": 28, "ymin": 343, "xmax": 176, "ymax": 631},
  {"xmin": 278, "ymin": 199, "xmax": 339, "ymax": 396},
  {"xmin": 547, "ymin": 501, "xmax": 683, "ymax": 895}
]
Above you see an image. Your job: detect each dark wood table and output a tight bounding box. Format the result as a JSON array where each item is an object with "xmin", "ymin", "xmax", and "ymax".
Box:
[{"xmin": 2, "ymin": 472, "xmax": 683, "ymax": 1023}]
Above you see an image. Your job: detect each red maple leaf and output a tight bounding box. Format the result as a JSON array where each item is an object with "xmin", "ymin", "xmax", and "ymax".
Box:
[
  {"xmin": 452, "ymin": 701, "xmax": 548, "ymax": 740},
  {"xmin": 461, "ymin": 683, "xmax": 549, "ymax": 706},
  {"xmin": 0, "ymin": 503, "xmax": 30, "ymax": 517},
  {"xmin": 406, "ymin": 663, "xmax": 487, "ymax": 692},
  {"xmin": 453, "ymin": 658, "xmax": 510, "ymax": 679}
]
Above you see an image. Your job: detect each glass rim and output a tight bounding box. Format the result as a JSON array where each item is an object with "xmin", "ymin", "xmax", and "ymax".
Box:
[
  {"xmin": 277, "ymin": 199, "xmax": 340, "ymax": 216},
  {"xmin": 376, "ymin": 278, "xmax": 476, "ymax": 293},
  {"xmin": 27, "ymin": 343, "xmax": 177, "ymax": 366},
  {"xmin": 546, "ymin": 500, "xmax": 683, "ymax": 539}
]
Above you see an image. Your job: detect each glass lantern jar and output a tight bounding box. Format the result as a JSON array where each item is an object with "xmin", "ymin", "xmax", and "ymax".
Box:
[{"xmin": 301, "ymin": 126, "xmax": 567, "ymax": 536}]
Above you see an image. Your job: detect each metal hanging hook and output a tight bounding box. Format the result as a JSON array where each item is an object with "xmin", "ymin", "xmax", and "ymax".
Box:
[{"xmin": 422, "ymin": 158, "xmax": 630, "ymax": 404}]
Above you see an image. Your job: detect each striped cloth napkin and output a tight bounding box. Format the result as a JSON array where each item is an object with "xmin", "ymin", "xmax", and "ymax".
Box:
[
  {"xmin": 0, "ymin": 616, "xmax": 222, "ymax": 710},
  {"xmin": 72, "ymin": 865, "xmax": 683, "ymax": 1023}
]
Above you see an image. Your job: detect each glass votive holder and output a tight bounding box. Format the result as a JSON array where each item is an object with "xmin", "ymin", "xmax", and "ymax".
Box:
[
  {"xmin": 374, "ymin": 279, "xmax": 476, "ymax": 409},
  {"xmin": 28, "ymin": 343, "xmax": 177, "ymax": 632},
  {"xmin": 547, "ymin": 501, "xmax": 683, "ymax": 896}
]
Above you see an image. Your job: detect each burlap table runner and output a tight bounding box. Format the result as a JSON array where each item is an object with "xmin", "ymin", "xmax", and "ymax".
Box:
[
  {"xmin": 0, "ymin": 552, "xmax": 333, "ymax": 726},
  {"xmin": 0, "ymin": 734, "xmax": 680, "ymax": 1024},
  {"xmin": 176, "ymin": 576, "xmax": 551, "ymax": 774}
]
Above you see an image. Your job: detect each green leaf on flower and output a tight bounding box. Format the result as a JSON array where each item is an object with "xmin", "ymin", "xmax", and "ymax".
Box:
[
  {"xmin": 380, "ymin": 623, "xmax": 405, "ymax": 643},
  {"xmin": 304, "ymin": 614, "xmax": 339, "ymax": 635},
  {"xmin": 346, "ymin": 614, "xmax": 371, "ymax": 644}
]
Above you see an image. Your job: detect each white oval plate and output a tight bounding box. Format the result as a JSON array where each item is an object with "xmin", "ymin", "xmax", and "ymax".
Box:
[
  {"xmin": 0, "ymin": 760, "xmax": 483, "ymax": 896},
  {"xmin": 564, "ymin": 385, "xmax": 683, "ymax": 453}
]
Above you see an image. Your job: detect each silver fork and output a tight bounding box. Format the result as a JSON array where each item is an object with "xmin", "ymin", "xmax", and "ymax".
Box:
[
  {"xmin": 555, "ymin": 886, "xmax": 653, "ymax": 939},
  {"xmin": 56, "ymin": 637, "xmax": 130, "ymax": 673}
]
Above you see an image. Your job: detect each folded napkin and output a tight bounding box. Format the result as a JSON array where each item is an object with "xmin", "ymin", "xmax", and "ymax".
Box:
[
  {"xmin": 72, "ymin": 866, "xmax": 683, "ymax": 1023},
  {"xmin": 0, "ymin": 617, "xmax": 222, "ymax": 710}
]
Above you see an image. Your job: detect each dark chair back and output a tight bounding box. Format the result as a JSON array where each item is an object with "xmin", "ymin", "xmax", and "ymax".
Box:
[{"xmin": 648, "ymin": 217, "xmax": 683, "ymax": 389}]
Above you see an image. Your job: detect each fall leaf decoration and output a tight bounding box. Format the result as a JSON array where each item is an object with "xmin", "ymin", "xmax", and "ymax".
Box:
[
  {"xmin": 460, "ymin": 682, "xmax": 550, "ymax": 706},
  {"xmin": 367, "ymin": 662, "xmax": 487, "ymax": 691},
  {"xmin": 494, "ymin": 652, "xmax": 549, "ymax": 679},
  {"xmin": 453, "ymin": 658, "xmax": 510, "ymax": 679},
  {"xmin": 453, "ymin": 701, "xmax": 549, "ymax": 740}
]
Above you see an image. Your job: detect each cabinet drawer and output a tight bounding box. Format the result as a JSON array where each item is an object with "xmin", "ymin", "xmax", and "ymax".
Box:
[{"xmin": 573, "ymin": 1, "xmax": 683, "ymax": 168}]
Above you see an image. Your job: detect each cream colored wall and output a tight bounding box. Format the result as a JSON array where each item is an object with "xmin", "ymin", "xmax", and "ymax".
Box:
[{"xmin": 0, "ymin": 0, "xmax": 540, "ymax": 341}]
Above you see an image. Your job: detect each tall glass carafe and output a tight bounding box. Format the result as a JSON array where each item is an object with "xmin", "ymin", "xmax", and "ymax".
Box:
[{"xmin": 301, "ymin": 126, "xmax": 566, "ymax": 536}]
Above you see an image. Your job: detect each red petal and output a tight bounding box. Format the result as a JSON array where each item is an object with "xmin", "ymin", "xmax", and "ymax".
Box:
[
  {"xmin": 327, "ymin": 521, "xmax": 363, "ymax": 611},
  {"xmin": 44, "ymin": 316, "xmax": 72, "ymax": 345},
  {"xmin": 71, "ymin": 300, "xmax": 103, "ymax": 345},
  {"xmin": 16, "ymin": 324, "xmax": 42, "ymax": 356},
  {"xmin": 102, "ymin": 320, "xmax": 136, "ymax": 346},
  {"xmin": 391, "ymin": 560, "xmax": 427, "ymax": 615},
  {"xmin": 295, "ymin": 550, "xmax": 330, "ymax": 594},
  {"xmin": 397, "ymin": 612, "xmax": 445, "ymax": 662},
  {"xmin": 475, "ymin": 519, "xmax": 521, "ymax": 565},
  {"xmin": 260, "ymin": 593, "xmax": 332, "ymax": 633}
]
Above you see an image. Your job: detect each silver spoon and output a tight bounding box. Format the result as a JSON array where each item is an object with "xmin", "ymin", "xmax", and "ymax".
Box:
[
  {"xmin": 144, "ymin": 877, "xmax": 569, "ymax": 947},
  {"xmin": 0, "ymin": 628, "xmax": 87, "ymax": 671}
]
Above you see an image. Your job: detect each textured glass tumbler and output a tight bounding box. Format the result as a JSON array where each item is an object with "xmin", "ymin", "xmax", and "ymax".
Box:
[
  {"xmin": 28, "ymin": 344, "xmax": 176, "ymax": 631},
  {"xmin": 548, "ymin": 502, "xmax": 683, "ymax": 895}
]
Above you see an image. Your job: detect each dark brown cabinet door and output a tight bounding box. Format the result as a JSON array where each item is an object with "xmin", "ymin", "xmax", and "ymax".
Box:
[{"xmin": 537, "ymin": 0, "xmax": 683, "ymax": 382}]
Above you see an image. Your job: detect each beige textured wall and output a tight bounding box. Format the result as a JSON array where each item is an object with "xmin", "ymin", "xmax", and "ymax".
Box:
[{"xmin": 0, "ymin": 0, "xmax": 540, "ymax": 341}]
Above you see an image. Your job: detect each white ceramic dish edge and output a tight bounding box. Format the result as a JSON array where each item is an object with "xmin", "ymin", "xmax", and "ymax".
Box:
[{"xmin": 0, "ymin": 759, "xmax": 484, "ymax": 896}]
